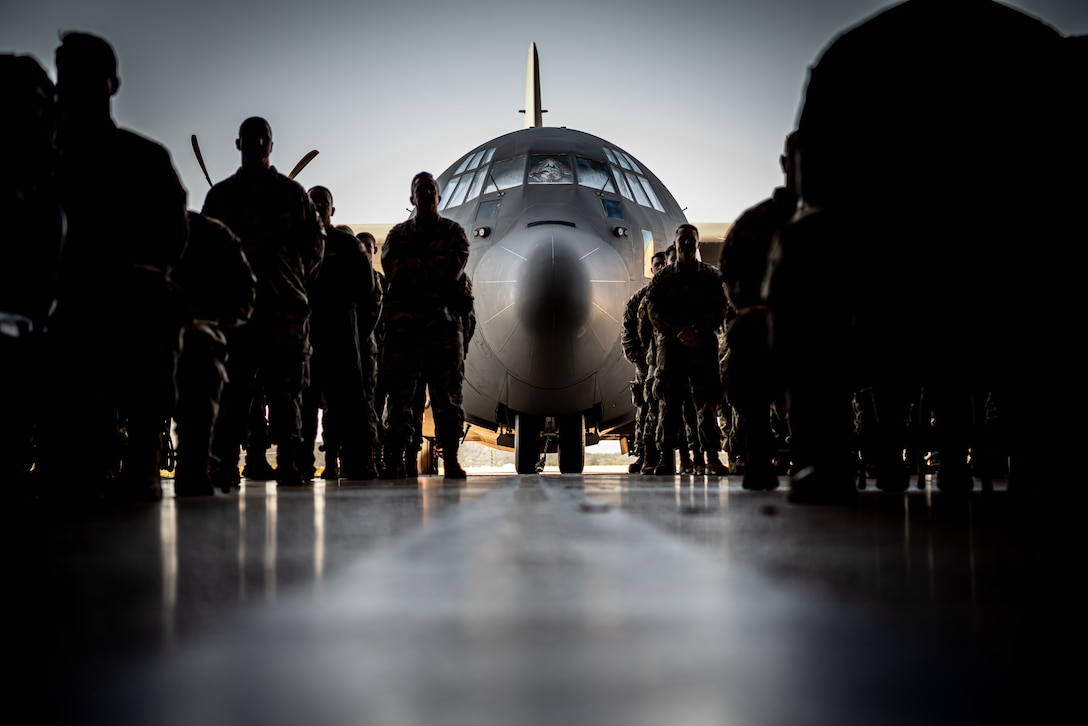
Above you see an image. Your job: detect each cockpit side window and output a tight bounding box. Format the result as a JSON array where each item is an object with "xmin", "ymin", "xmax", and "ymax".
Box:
[
  {"xmin": 613, "ymin": 169, "xmax": 634, "ymax": 201},
  {"xmin": 604, "ymin": 146, "xmax": 661, "ymax": 212},
  {"xmin": 576, "ymin": 157, "xmax": 615, "ymax": 193},
  {"xmin": 636, "ymin": 175, "xmax": 664, "ymax": 212},
  {"xmin": 619, "ymin": 151, "xmax": 642, "ymax": 174},
  {"xmin": 527, "ymin": 155, "xmax": 573, "ymax": 184},
  {"xmin": 624, "ymin": 171, "xmax": 651, "ymax": 207},
  {"xmin": 444, "ymin": 171, "xmax": 474, "ymax": 209},
  {"xmin": 441, "ymin": 147, "xmax": 499, "ymax": 211}
]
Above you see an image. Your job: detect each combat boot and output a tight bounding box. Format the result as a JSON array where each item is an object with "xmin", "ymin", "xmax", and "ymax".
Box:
[
  {"xmin": 275, "ymin": 443, "xmax": 305, "ymax": 486},
  {"xmin": 679, "ymin": 449, "xmax": 694, "ymax": 475},
  {"xmin": 640, "ymin": 444, "xmax": 660, "ymax": 474},
  {"xmin": 440, "ymin": 440, "xmax": 467, "ymax": 479},
  {"xmin": 741, "ymin": 462, "xmax": 780, "ymax": 491},
  {"xmin": 705, "ymin": 453, "xmax": 728, "ymax": 476},
  {"xmin": 209, "ymin": 454, "xmax": 240, "ymax": 491},
  {"xmin": 242, "ymin": 447, "xmax": 276, "ymax": 480},
  {"xmin": 653, "ymin": 450, "xmax": 676, "ymax": 475},
  {"xmin": 936, "ymin": 454, "xmax": 974, "ymax": 495},
  {"xmin": 115, "ymin": 445, "xmax": 164, "ymax": 502},
  {"xmin": 174, "ymin": 450, "xmax": 214, "ymax": 497},
  {"xmin": 381, "ymin": 450, "xmax": 407, "ymax": 479},
  {"xmin": 360, "ymin": 461, "xmax": 380, "ymax": 480},
  {"xmin": 443, "ymin": 456, "xmax": 467, "ymax": 479},
  {"xmin": 340, "ymin": 447, "xmax": 380, "ymax": 480},
  {"xmin": 628, "ymin": 455, "xmax": 644, "ymax": 474},
  {"xmin": 692, "ymin": 450, "xmax": 706, "ymax": 476}
]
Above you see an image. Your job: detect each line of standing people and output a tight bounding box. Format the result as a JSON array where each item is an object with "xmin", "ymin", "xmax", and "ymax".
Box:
[{"xmin": 1, "ymin": 32, "xmax": 474, "ymax": 499}]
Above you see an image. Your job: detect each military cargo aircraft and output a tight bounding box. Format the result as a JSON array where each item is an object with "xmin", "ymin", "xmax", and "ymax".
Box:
[
  {"xmin": 425, "ymin": 42, "xmax": 691, "ymax": 474},
  {"xmin": 191, "ymin": 44, "xmax": 726, "ymax": 476}
]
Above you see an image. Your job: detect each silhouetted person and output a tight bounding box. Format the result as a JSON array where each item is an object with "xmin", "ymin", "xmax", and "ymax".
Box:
[
  {"xmin": 622, "ymin": 250, "xmax": 667, "ymax": 473},
  {"xmin": 300, "ymin": 186, "xmax": 377, "ymax": 480},
  {"xmin": 170, "ymin": 211, "xmax": 256, "ymax": 495},
  {"xmin": 380, "ymin": 172, "xmax": 471, "ymax": 479},
  {"xmin": 202, "ymin": 116, "xmax": 323, "ymax": 487},
  {"xmin": 401, "ymin": 271, "xmax": 477, "ymax": 477},
  {"xmin": 0, "ymin": 54, "xmax": 65, "ymax": 485},
  {"xmin": 356, "ymin": 230, "xmax": 386, "ymax": 473},
  {"xmin": 766, "ymin": 0, "xmax": 1073, "ymax": 503},
  {"xmin": 718, "ymin": 132, "xmax": 798, "ymax": 491},
  {"xmin": 646, "ymin": 224, "xmax": 728, "ymax": 476},
  {"xmin": 38, "ymin": 32, "xmax": 188, "ymax": 501}
]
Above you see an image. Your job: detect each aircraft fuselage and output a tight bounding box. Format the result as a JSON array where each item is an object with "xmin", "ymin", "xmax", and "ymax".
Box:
[{"xmin": 434, "ymin": 126, "xmax": 687, "ymax": 472}]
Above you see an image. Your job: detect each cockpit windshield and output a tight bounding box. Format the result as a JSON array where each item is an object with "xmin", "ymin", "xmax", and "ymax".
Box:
[
  {"xmin": 527, "ymin": 155, "xmax": 573, "ymax": 184},
  {"xmin": 481, "ymin": 157, "xmax": 524, "ymax": 195},
  {"xmin": 441, "ymin": 144, "xmax": 664, "ymax": 214}
]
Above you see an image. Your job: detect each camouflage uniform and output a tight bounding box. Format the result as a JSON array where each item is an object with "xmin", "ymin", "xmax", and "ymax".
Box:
[
  {"xmin": 404, "ymin": 273, "xmax": 476, "ymax": 475},
  {"xmin": 301, "ymin": 224, "xmax": 375, "ymax": 478},
  {"xmin": 170, "ymin": 212, "xmax": 256, "ymax": 494},
  {"xmin": 359, "ymin": 267, "xmax": 384, "ymax": 469},
  {"xmin": 636, "ymin": 292, "xmax": 660, "ymax": 472},
  {"xmin": 380, "ymin": 215, "xmax": 471, "ymax": 475},
  {"xmin": 646, "ymin": 260, "xmax": 727, "ymax": 466},
  {"xmin": 43, "ymin": 118, "xmax": 187, "ymax": 493},
  {"xmin": 201, "ymin": 164, "xmax": 323, "ymax": 483},
  {"xmin": 621, "ymin": 286, "xmax": 651, "ymax": 459},
  {"xmin": 719, "ymin": 186, "xmax": 794, "ymax": 489},
  {"xmin": 0, "ymin": 55, "xmax": 64, "ymax": 484},
  {"xmin": 768, "ymin": 0, "xmax": 1072, "ymax": 498}
]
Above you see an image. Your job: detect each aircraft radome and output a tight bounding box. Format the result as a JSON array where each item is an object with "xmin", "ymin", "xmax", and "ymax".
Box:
[{"xmin": 426, "ymin": 42, "xmax": 692, "ymax": 474}]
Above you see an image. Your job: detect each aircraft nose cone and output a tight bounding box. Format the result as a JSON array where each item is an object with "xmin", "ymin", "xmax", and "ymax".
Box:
[
  {"xmin": 517, "ymin": 238, "xmax": 591, "ymax": 335},
  {"xmin": 472, "ymin": 225, "xmax": 630, "ymax": 392}
]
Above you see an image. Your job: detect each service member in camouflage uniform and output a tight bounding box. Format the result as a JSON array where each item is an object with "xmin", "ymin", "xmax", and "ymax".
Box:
[
  {"xmin": 202, "ymin": 116, "xmax": 324, "ymax": 487},
  {"xmin": 171, "ymin": 212, "xmax": 256, "ymax": 495},
  {"xmin": 402, "ymin": 272, "xmax": 476, "ymax": 477},
  {"xmin": 40, "ymin": 32, "xmax": 188, "ymax": 501},
  {"xmin": 622, "ymin": 251, "xmax": 667, "ymax": 473},
  {"xmin": 380, "ymin": 172, "xmax": 471, "ymax": 480},
  {"xmin": 718, "ymin": 133, "xmax": 797, "ymax": 491},
  {"xmin": 636, "ymin": 290, "xmax": 659, "ymax": 474},
  {"xmin": 767, "ymin": 1, "xmax": 1073, "ymax": 503},
  {"xmin": 659, "ymin": 243, "xmax": 703, "ymax": 474},
  {"xmin": 299, "ymin": 188, "xmax": 377, "ymax": 480},
  {"xmin": 356, "ymin": 231, "xmax": 386, "ymax": 473},
  {"xmin": 646, "ymin": 225, "xmax": 728, "ymax": 475},
  {"xmin": 0, "ymin": 54, "xmax": 64, "ymax": 486}
]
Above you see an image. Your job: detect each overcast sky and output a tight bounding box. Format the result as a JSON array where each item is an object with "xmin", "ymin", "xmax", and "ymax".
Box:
[{"xmin": 4, "ymin": 0, "xmax": 1085, "ymax": 225}]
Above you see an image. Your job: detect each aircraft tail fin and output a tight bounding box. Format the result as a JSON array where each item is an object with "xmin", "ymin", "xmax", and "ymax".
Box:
[{"xmin": 520, "ymin": 42, "xmax": 545, "ymax": 128}]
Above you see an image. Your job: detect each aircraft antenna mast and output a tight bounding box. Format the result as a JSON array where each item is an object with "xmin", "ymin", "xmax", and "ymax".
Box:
[{"xmin": 521, "ymin": 42, "xmax": 545, "ymax": 128}]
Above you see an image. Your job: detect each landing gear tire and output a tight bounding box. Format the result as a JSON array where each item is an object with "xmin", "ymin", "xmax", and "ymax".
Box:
[
  {"xmin": 558, "ymin": 413, "xmax": 585, "ymax": 474},
  {"xmin": 515, "ymin": 414, "xmax": 543, "ymax": 475}
]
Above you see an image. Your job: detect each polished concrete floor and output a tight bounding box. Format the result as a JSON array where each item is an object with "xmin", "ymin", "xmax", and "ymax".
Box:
[{"xmin": 7, "ymin": 469, "xmax": 1076, "ymax": 726}]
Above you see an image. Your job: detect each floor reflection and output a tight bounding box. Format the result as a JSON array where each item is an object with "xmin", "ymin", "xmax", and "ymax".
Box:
[
  {"xmin": 584, "ymin": 475, "xmax": 1022, "ymax": 650},
  {"xmin": 8, "ymin": 471, "xmax": 1064, "ymax": 726}
]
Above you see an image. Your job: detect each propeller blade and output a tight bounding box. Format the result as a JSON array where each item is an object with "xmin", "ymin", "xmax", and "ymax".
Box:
[
  {"xmin": 288, "ymin": 149, "xmax": 319, "ymax": 180},
  {"xmin": 190, "ymin": 134, "xmax": 213, "ymax": 188}
]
